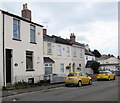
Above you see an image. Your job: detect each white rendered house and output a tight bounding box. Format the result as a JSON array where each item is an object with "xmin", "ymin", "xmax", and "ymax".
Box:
[{"xmin": 0, "ymin": 4, "xmax": 44, "ymax": 86}]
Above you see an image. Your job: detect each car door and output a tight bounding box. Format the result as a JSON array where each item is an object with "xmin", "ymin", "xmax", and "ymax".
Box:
[
  {"xmin": 79, "ymin": 73, "xmax": 86, "ymax": 84},
  {"xmin": 83, "ymin": 73, "xmax": 90, "ymax": 84}
]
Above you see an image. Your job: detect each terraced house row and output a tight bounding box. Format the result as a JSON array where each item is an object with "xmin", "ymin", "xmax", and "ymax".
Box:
[{"xmin": 0, "ymin": 4, "xmax": 95, "ymax": 87}]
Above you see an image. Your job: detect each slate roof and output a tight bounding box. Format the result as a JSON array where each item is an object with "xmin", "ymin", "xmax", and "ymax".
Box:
[
  {"xmin": 43, "ymin": 34, "xmax": 85, "ymax": 47},
  {"xmin": 51, "ymin": 35, "xmax": 72, "ymax": 45},
  {"xmin": 100, "ymin": 63, "xmax": 119, "ymax": 67},
  {"xmin": 1, "ymin": 10, "xmax": 43, "ymax": 27},
  {"xmin": 43, "ymin": 35, "xmax": 55, "ymax": 42},
  {"xmin": 85, "ymin": 49, "xmax": 94, "ymax": 56},
  {"xmin": 44, "ymin": 57, "xmax": 55, "ymax": 63}
]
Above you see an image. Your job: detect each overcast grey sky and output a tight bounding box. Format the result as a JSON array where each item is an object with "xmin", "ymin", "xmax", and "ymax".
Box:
[{"xmin": 0, "ymin": 1, "xmax": 118, "ymax": 56}]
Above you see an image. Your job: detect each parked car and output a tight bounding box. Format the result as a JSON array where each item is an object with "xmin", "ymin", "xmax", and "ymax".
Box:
[
  {"xmin": 97, "ymin": 71, "xmax": 116, "ymax": 81},
  {"xmin": 65, "ymin": 72, "xmax": 92, "ymax": 87}
]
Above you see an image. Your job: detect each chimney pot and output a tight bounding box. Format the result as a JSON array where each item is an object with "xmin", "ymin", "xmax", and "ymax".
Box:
[
  {"xmin": 43, "ymin": 29, "xmax": 47, "ymax": 35},
  {"xmin": 21, "ymin": 3, "xmax": 31, "ymax": 21},
  {"xmin": 70, "ymin": 33, "xmax": 76, "ymax": 42}
]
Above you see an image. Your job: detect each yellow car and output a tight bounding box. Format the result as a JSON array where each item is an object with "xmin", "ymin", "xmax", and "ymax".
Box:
[
  {"xmin": 65, "ymin": 72, "xmax": 92, "ymax": 87},
  {"xmin": 97, "ymin": 71, "xmax": 116, "ymax": 81}
]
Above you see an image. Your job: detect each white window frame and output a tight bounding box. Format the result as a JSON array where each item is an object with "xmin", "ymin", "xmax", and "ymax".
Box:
[
  {"xmin": 66, "ymin": 47, "xmax": 70, "ymax": 56},
  {"xmin": 47, "ymin": 43, "xmax": 52, "ymax": 54},
  {"xmin": 60, "ymin": 63, "xmax": 64, "ymax": 73},
  {"xmin": 57, "ymin": 45, "xmax": 61, "ymax": 55},
  {"xmin": 73, "ymin": 48, "xmax": 76, "ymax": 57},
  {"xmin": 26, "ymin": 51, "xmax": 34, "ymax": 71},
  {"xmin": 45, "ymin": 63, "xmax": 52, "ymax": 75},
  {"xmin": 80, "ymin": 48, "xmax": 83, "ymax": 57},
  {"xmin": 13, "ymin": 18, "xmax": 20, "ymax": 40},
  {"xmin": 30, "ymin": 25, "xmax": 36, "ymax": 43}
]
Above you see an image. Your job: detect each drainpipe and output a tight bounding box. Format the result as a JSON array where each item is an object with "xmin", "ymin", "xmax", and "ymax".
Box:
[{"xmin": 3, "ymin": 13, "xmax": 5, "ymax": 86}]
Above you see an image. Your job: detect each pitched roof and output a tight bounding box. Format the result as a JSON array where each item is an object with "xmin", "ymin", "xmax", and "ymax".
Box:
[
  {"xmin": 85, "ymin": 49, "xmax": 94, "ymax": 56},
  {"xmin": 1, "ymin": 10, "xmax": 43, "ymax": 27},
  {"xmin": 44, "ymin": 57, "xmax": 55, "ymax": 63},
  {"xmin": 43, "ymin": 34, "xmax": 85, "ymax": 47},
  {"xmin": 100, "ymin": 63, "xmax": 119, "ymax": 66}
]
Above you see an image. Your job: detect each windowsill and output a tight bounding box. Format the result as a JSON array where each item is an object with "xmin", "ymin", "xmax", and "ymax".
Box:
[
  {"xmin": 30, "ymin": 42, "xmax": 37, "ymax": 44},
  {"xmin": 73, "ymin": 56, "xmax": 77, "ymax": 57},
  {"xmin": 26, "ymin": 69, "xmax": 35, "ymax": 71},
  {"xmin": 47, "ymin": 53, "xmax": 52, "ymax": 55},
  {"xmin": 12, "ymin": 38, "xmax": 21, "ymax": 41},
  {"xmin": 57, "ymin": 54, "xmax": 62, "ymax": 56}
]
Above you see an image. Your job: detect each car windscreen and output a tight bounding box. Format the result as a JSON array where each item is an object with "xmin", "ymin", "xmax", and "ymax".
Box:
[
  {"xmin": 99, "ymin": 71, "xmax": 111, "ymax": 74},
  {"xmin": 68, "ymin": 73, "xmax": 77, "ymax": 76}
]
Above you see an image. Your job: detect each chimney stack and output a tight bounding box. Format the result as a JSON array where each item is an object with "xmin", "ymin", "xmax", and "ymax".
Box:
[
  {"xmin": 21, "ymin": 3, "xmax": 31, "ymax": 21},
  {"xmin": 43, "ymin": 29, "xmax": 47, "ymax": 35},
  {"xmin": 70, "ymin": 33, "xmax": 76, "ymax": 42}
]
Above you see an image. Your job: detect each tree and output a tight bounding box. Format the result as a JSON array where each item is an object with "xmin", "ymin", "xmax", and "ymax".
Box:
[
  {"xmin": 92, "ymin": 49, "xmax": 101, "ymax": 58},
  {"xmin": 90, "ymin": 61, "xmax": 100, "ymax": 74}
]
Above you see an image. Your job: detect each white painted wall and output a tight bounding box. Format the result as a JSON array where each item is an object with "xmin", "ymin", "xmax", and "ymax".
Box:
[
  {"xmin": 0, "ymin": 11, "xmax": 3, "ymax": 86},
  {"xmin": 97, "ymin": 57, "xmax": 119, "ymax": 70},
  {"xmin": 4, "ymin": 14, "xmax": 44, "ymax": 85},
  {"xmin": 43, "ymin": 41, "xmax": 85, "ymax": 75}
]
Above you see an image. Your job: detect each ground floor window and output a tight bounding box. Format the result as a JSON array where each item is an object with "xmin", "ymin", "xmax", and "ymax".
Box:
[
  {"xmin": 60, "ymin": 63, "xmax": 64, "ymax": 73},
  {"xmin": 26, "ymin": 51, "xmax": 33, "ymax": 71},
  {"xmin": 45, "ymin": 63, "xmax": 52, "ymax": 75}
]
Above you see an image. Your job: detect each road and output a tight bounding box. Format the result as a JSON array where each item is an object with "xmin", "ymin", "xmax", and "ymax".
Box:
[{"xmin": 2, "ymin": 77, "xmax": 119, "ymax": 101}]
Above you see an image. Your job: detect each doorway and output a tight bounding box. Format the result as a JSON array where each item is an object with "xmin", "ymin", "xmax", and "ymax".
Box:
[{"xmin": 6, "ymin": 49, "xmax": 12, "ymax": 84}]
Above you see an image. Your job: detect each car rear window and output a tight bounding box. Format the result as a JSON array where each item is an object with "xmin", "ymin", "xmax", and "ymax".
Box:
[{"xmin": 68, "ymin": 73, "xmax": 77, "ymax": 76}]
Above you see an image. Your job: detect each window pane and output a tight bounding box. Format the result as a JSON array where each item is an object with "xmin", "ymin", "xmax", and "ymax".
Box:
[
  {"xmin": 80, "ymin": 49, "xmax": 83, "ymax": 57},
  {"xmin": 67, "ymin": 47, "xmax": 70, "ymax": 56},
  {"xmin": 47, "ymin": 43, "xmax": 52, "ymax": 54},
  {"xmin": 73, "ymin": 48, "xmax": 76, "ymax": 56},
  {"xmin": 26, "ymin": 51, "xmax": 33, "ymax": 70},
  {"xmin": 60, "ymin": 63, "xmax": 64, "ymax": 73},
  {"xmin": 30, "ymin": 25, "xmax": 35, "ymax": 43},
  {"xmin": 57, "ymin": 45, "xmax": 61, "ymax": 55},
  {"xmin": 45, "ymin": 67, "xmax": 52, "ymax": 75},
  {"xmin": 13, "ymin": 19, "xmax": 20, "ymax": 40}
]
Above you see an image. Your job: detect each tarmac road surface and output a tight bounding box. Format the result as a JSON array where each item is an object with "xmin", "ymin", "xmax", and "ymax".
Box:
[{"xmin": 2, "ymin": 76, "xmax": 119, "ymax": 102}]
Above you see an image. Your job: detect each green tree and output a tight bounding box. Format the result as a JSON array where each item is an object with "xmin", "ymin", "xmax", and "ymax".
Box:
[
  {"xmin": 90, "ymin": 61, "xmax": 100, "ymax": 74},
  {"xmin": 92, "ymin": 49, "xmax": 101, "ymax": 58}
]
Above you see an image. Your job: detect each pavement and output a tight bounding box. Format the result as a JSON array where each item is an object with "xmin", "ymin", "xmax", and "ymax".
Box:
[{"xmin": 2, "ymin": 83, "xmax": 65, "ymax": 97}]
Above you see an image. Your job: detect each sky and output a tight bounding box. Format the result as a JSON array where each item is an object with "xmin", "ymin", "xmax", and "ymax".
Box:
[{"xmin": 0, "ymin": 0, "xmax": 118, "ymax": 57}]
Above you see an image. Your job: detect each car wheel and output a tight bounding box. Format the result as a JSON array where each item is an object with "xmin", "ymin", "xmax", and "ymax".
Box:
[
  {"xmin": 65, "ymin": 84, "xmax": 69, "ymax": 87},
  {"xmin": 108, "ymin": 77, "xmax": 111, "ymax": 81},
  {"xmin": 89, "ymin": 80, "xmax": 92, "ymax": 85},
  {"xmin": 78, "ymin": 81, "xmax": 82, "ymax": 87},
  {"xmin": 113, "ymin": 76, "xmax": 116, "ymax": 80}
]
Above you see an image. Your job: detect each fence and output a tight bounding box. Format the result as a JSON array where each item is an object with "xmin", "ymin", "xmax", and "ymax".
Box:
[{"xmin": 49, "ymin": 74, "xmax": 67, "ymax": 84}]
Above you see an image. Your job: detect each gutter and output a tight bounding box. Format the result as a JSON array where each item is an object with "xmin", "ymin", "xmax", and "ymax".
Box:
[{"xmin": 3, "ymin": 13, "xmax": 5, "ymax": 86}]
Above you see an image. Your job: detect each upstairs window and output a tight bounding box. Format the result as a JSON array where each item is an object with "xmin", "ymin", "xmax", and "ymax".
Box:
[
  {"xmin": 73, "ymin": 48, "xmax": 76, "ymax": 57},
  {"xmin": 30, "ymin": 25, "xmax": 36, "ymax": 43},
  {"xmin": 47, "ymin": 43, "xmax": 52, "ymax": 54},
  {"xmin": 66, "ymin": 47, "xmax": 70, "ymax": 56},
  {"xmin": 13, "ymin": 19, "xmax": 20, "ymax": 40},
  {"xmin": 80, "ymin": 48, "xmax": 83, "ymax": 57},
  {"xmin": 57, "ymin": 45, "xmax": 61, "ymax": 55}
]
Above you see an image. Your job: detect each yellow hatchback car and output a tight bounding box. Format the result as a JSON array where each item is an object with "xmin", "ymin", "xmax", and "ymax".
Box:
[
  {"xmin": 97, "ymin": 71, "xmax": 116, "ymax": 81},
  {"xmin": 65, "ymin": 72, "xmax": 92, "ymax": 87}
]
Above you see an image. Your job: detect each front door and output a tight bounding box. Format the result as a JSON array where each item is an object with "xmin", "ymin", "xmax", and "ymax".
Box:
[{"xmin": 6, "ymin": 49, "xmax": 12, "ymax": 84}]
